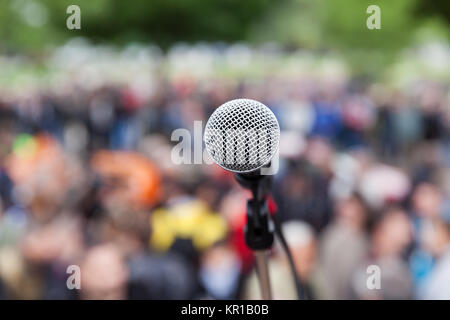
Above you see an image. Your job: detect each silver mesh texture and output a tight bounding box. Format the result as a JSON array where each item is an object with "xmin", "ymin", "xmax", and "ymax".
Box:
[{"xmin": 204, "ymin": 99, "xmax": 280, "ymax": 173}]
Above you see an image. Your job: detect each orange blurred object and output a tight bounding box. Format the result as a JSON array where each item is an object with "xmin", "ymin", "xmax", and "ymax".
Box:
[
  {"xmin": 91, "ymin": 150, "xmax": 161, "ymax": 209},
  {"xmin": 6, "ymin": 134, "xmax": 64, "ymax": 185}
]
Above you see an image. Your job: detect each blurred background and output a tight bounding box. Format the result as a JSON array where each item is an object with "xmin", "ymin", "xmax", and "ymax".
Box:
[{"xmin": 0, "ymin": 0, "xmax": 449, "ymax": 299}]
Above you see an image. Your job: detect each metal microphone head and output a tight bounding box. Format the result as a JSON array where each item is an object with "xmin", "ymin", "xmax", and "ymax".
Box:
[{"xmin": 204, "ymin": 99, "xmax": 280, "ymax": 173}]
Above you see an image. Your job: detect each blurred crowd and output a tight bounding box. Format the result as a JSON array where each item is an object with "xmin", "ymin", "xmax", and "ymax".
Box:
[{"xmin": 0, "ymin": 46, "xmax": 450, "ymax": 300}]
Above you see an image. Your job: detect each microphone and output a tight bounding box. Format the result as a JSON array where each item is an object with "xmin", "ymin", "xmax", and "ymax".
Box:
[
  {"xmin": 203, "ymin": 99, "xmax": 306, "ymax": 300},
  {"xmin": 203, "ymin": 98, "xmax": 280, "ymax": 175},
  {"xmin": 203, "ymin": 98, "xmax": 280, "ymax": 299}
]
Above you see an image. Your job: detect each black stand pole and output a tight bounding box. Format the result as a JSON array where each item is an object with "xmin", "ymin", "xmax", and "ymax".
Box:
[{"xmin": 235, "ymin": 172, "xmax": 274, "ymax": 300}]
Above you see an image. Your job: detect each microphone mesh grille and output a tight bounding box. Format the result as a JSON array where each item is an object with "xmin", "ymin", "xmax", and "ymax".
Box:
[{"xmin": 204, "ymin": 99, "xmax": 280, "ymax": 173}]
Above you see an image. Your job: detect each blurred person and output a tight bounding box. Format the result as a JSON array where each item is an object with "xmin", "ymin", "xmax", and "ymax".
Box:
[
  {"xmin": 408, "ymin": 182, "xmax": 443, "ymax": 294},
  {"xmin": 423, "ymin": 201, "xmax": 450, "ymax": 299},
  {"xmin": 304, "ymin": 137, "xmax": 335, "ymax": 178},
  {"xmin": 0, "ymin": 109, "xmax": 15, "ymax": 211},
  {"xmin": 150, "ymin": 197, "xmax": 228, "ymax": 262},
  {"xmin": 219, "ymin": 187, "xmax": 254, "ymax": 273},
  {"xmin": 100, "ymin": 207, "xmax": 151, "ymax": 258},
  {"xmin": 276, "ymin": 96, "xmax": 314, "ymax": 136},
  {"xmin": 5, "ymin": 134, "xmax": 67, "ymax": 221},
  {"xmin": 109, "ymin": 85, "xmax": 146, "ymax": 150},
  {"xmin": 4, "ymin": 134, "xmax": 86, "ymax": 222},
  {"xmin": 338, "ymin": 94, "xmax": 375, "ymax": 149},
  {"xmin": 352, "ymin": 207, "xmax": 413, "ymax": 299},
  {"xmin": 358, "ymin": 163, "xmax": 411, "ymax": 210},
  {"xmin": 273, "ymin": 153, "xmax": 333, "ymax": 232},
  {"xmin": 0, "ymin": 246, "xmax": 31, "ymax": 299},
  {"xmin": 244, "ymin": 221, "xmax": 317, "ymax": 300},
  {"xmin": 87, "ymin": 87, "xmax": 119, "ymax": 150},
  {"xmin": 411, "ymin": 182, "xmax": 442, "ymax": 219},
  {"xmin": 90, "ymin": 150, "xmax": 161, "ymax": 211},
  {"xmin": 194, "ymin": 179, "xmax": 226, "ymax": 212},
  {"xmin": 375, "ymin": 90, "xmax": 402, "ymax": 160},
  {"xmin": 80, "ymin": 243, "xmax": 128, "ymax": 300},
  {"xmin": 128, "ymin": 250, "xmax": 199, "ymax": 299},
  {"xmin": 317, "ymin": 194, "xmax": 370, "ymax": 299},
  {"xmin": 199, "ymin": 242, "xmax": 242, "ymax": 300},
  {"xmin": 390, "ymin": 96, "xmax": 422, "ymax": 158},
  {"xmin": 418, "ymin": 83, "xmax": 445, "ymax": 142},
  {"xmin": 137, "ymin": 134, "xmax": 178, "ymax": 176},
  {"xmin": 310, "ymin": 86, "xmax": 343, "ymax": 141},
  {"xmin": 16, "ymin": 215, "xmax": 84, "ymax": 299}
]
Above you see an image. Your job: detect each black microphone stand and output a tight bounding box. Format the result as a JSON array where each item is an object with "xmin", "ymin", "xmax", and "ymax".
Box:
[{"xmin": 235, "ymin": 171, "xmax": 274, "ymax": 300}]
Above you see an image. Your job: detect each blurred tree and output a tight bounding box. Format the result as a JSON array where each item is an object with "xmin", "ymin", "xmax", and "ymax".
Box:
[
  {"xmin": 416, "ymin": 0, "xmax": 450, "ymax": 23},
  {"xmin": 0, "ymin": 0, "xmax": 448, "ymax": 75},
  {"xmin": 250, "ymin": 0, "xmax": 449, "ymax": 74},
  {"xmin": 0, "ymin": 0, "xmax": 275, "ymax": 51}
]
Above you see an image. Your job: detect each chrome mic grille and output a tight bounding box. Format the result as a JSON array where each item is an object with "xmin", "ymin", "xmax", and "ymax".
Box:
[{"xmin": 204, "ymin": 99, "xmax": 280, "ymax": 173}]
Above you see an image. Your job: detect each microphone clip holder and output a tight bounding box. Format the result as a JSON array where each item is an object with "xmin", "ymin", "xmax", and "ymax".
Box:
[{"xmin": 244, "ymin": 197, "xmax": 274, "ymax": 251}]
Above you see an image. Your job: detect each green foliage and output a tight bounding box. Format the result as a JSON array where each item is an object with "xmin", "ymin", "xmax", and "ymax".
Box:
[
  {"xmin": 0, "ymin": 0, "xmax": 448, "ymax": 74},
  {"xmin": 250, "ymin": 0, "xmax": 449, "ymax": 74},
  {"xmin": 1, "ymin": 0, "xmax": 274, "ymax": 50}
]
